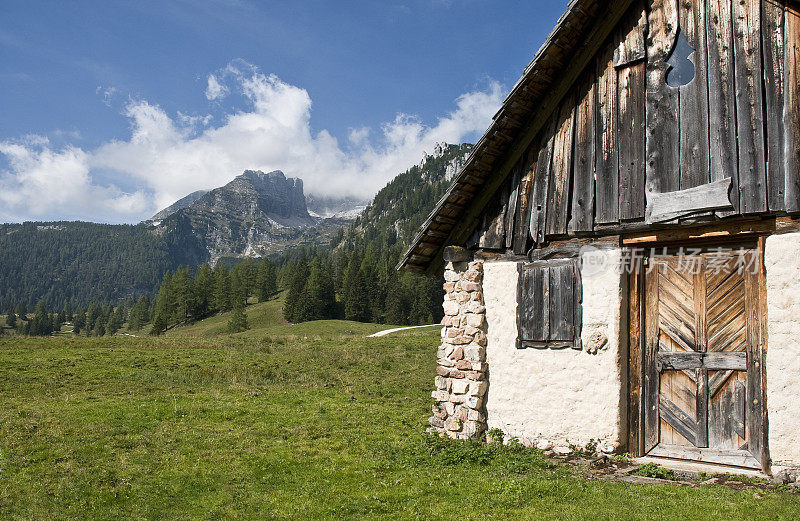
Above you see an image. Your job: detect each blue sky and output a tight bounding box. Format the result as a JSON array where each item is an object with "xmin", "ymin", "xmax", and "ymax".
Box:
[{"xmin": 0, "ymin": 1, "xmax": 566, "ymax": 223}]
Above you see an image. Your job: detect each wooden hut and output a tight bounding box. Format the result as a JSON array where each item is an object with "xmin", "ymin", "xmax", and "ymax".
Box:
[{"xmin": 398, "ymin": 0, "xmax": 800, "ymax": 476}]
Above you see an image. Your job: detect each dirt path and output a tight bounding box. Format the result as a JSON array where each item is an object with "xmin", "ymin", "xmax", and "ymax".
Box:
[{"xmin": 367, "ymin": 324, "xmax": 440, "ymax": 338}]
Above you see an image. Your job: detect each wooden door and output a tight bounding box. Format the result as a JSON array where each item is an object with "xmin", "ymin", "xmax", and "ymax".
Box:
[{"xmin": 642, "ymin": 247, "xmax": 765, "ymax": 468}]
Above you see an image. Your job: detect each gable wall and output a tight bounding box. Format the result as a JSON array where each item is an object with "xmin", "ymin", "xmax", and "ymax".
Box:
[{"xmin": 470, "ymin": 0, "xmax": 800, "ymax": 254}]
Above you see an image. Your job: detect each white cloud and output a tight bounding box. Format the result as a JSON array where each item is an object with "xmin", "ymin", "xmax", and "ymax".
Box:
[
  {"xmin": 205, "ymin": 73, "xmax": 228, "ymax": 101},
  {"xmin": 0, "ymin": 60, "xmax": 504, "ymax": 223}
]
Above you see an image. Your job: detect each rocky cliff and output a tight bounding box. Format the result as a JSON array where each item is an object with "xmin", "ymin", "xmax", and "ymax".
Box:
[{"xmin": 153, "ymin": 169, "xmax": 327, "ymax": 264}]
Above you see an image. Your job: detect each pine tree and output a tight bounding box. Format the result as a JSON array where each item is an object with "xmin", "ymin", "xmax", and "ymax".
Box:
[
  {"xmin": 342, "ymin": 258, "xmax": 369, "ymax": 322},
  {"xmin": 150, "ymin": 271, "xmax": 174, "ymax": 335},
  {"xmin": 194, "ymin": 263, "xmax": 215, "ymax": 318},
  {"xmin": 6, "ymin": 311, "xmax": 17, "ymax": 328},
  {"xmin": 86, "ymin": 303, "xmax": 101, "ymax": 334},
  {"xmin": 301, "ymin": 259, "xmax": 336, "ymax": 321},
  {"xmin": 283, "ymin": 258, "xmax": 309, "ymax": 322},
  {"xmin": 227, "ymin": 300, "xmax": 249, "ymax": 333},
  {"xmin": 256, "ymin": 258, "xmax": 277, "ymax": 302},
  {"xmin": 15, "ymin": 302, "xmax": 27, "ymax": 320},
  {"xmin": 128, "ymin": 296, "xmax": 150, "ymax": 331},
  {"xmin": 214, "ymin": 262, "xmax": 232, "ymax": 312},
  {"xmin": 107, "ymin": 305, "xmax": 125, "ymax": 335},
  {"xmin": 73, "ymin": 307, "xmax": 86, "ymax": 335},
  {"xmin": 92, "ymin": 315, "xmax": 106, "ymax": 336},
  {"xmin": 171, "ymin": 267, "xmax": 194, "ymax": 324}
]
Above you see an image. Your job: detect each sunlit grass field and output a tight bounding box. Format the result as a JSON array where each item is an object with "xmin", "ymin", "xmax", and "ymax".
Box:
[{"xmin": 1, "ymin": 307, "xmax": 799, "ymax": 519}]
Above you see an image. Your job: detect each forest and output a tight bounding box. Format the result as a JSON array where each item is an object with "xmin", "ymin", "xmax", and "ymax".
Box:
[{"xmin": 2, "ymin": 143, "xmax": 470, "ymax": 335}]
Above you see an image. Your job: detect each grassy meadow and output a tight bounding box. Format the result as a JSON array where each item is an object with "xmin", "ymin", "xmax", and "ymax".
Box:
[{"xmin": 1, "ymin": 304, "xmax": 799, "ymax": 520}]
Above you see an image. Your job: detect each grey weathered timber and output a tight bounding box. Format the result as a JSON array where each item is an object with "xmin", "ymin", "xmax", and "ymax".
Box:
[
  {"xmin": 645, "ymin": 178, "xmax": 733, "ymax": 223},
  {"xmin": 657, "ymin": 351, "xmax": 747, "ymax": 371},
  {"xmin": 505, "ymin": 159, "xmax": 522, "ymax": 249},
  {"xmin": 706, "ymin": 0, "xmax": 739, "ymax": 213},
  {"xmin": 530, "ymin": 116, "xmax": 558, "ymax": 243},
  {"xmin": 763, "ymin": 0, "xmax": 786, "ymax": 211},
  {"xmin": 647, "ymin": 445, "xmax": 761, "ymax": 468},
  {"xmin": 596, "ymin": 40, "xmax": 620, "ymax": 224},
  {"xmin": 569, "ymin": 72, "xmax": 596, "ymax": 233},
  {"xmin": 678, "ymin": 0, "xmax": 711, "ymax": 190},
  {"xmin": 643, "ymin": 260, "xmax": 660, "ymax": 452},
  {"xmin": 618, "ymin": 60, "xmax": 647, "ymax": 220},
  {"xmin": 513, "ymin": 146, "xmax": 537, "ymax": 254},
  {"xmin": 786, "ymin": 3, "xmax": 800, "ymax": 213},
  {"xmin": 477, "ymin": 178, "xmax": 508, "ymax": 249},
  {"xmin": 733, "ymin": 0, "xmax": 767, "ymax": 214},
  {"xmin": 744, "ymin": 259, "xmax": 764, "ymax": 467},
  {"xmin": 614, "ymin": 0, "xmax": 647, "ymax": 67},
  {"xmin": 645, "ymin": 0, "xmax": 680, "ymax": 195},
  {"xmin": 545, "ymin": 92, "xmax": 577, "ymax": 237}
]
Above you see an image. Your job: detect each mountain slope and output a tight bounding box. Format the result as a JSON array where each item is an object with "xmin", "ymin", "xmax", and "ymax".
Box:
[{"xmin": 150, "ymin": 189, "xmax": 209, "ymax": 221}]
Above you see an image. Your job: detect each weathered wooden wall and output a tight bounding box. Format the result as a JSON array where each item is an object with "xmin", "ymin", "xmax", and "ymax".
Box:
[{"xmin": 469, "ymin": 0, "xmax": 800, "ymax": 253}]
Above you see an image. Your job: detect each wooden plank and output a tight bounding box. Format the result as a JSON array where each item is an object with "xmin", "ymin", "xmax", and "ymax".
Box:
[
  {"xmin": 648, "ymin": 444, "xmax": 761, "ymax": 468},
  {"xmin": 744, "ymin": 252, "xmax": 764, "ymax": 466},
  {"xmin": 678, "ymin": 0, "xmax": 711, "ymax": 190},
  {"xmin": 569, "ymin": 72, "xmax": 596, "ymax": 233},
  {"xmin": 629, "ymin": 258, "xmax": 644, "ymax": 456},
  {"xmin": 644, "ymin": 262, "xmax": 660, "ymax": 452},
  {"xmin": 549, "ymin": 265, "xmax": 566, "ymax": 341},
  {"xmin": 545, "ymin": 92, "xmax": 577, "ymax": 237},
  {"xmin": 694, "ymin": 264, "xmax": 709, "ymax": 448},
  {"xmin": 512, "ymin": 146, "xmax": 537, "ymax": 254},
  {"xmin": 785, "ymin": 3, "xmax": 800, "ymax": 213},
  {"xmin": 733, "ymin": 379, "xmax": 747, "ymax": 440},
  {"xmin": 596, "ymin": 41, "xmax": 620, "ymax": 224},
  {"xmin": 530, "ymin": 115, "xmax": 559, "ymax": 244},
  {"xmin": 621, "ymin": 218, "xmax": 775, "ymax": 244},
  {"xmin": 763, "ymin": 0, "xmax": 786, "ymax": 211},
  {"xmin": 706, "ymin": 0, "xmax": 739, "ymax": 213},
  {"xmin": 733, "ymin": 0, "xmax": 767, "ymax": 213},
  {"xmin": 645, "ymin": 0, "xmax": 680, "ymax": 196},
  {"xmin": 645, "ymin": 178, "xmax": 733, "ymax": 223},
  {"xmin": 573, "ymin": 259, "xmax": 583, "ymax": 350},
  {"xmin": 659, "ymin": 394, "xmax": 699, "ymax": 445},
  {"xmin": 505, "ymin": 159, "xmax": 522, "ymax": 249},
  {"xmin": 658, "ymin": 351, "xmax": 703, "ymax": 370},
  {"xmin": 618, "ymin": 60, "xmax": 647, "ymax": 220},
  {"xmin": 614, "ymin": 0, "xmax": 648, "ymax": 67}
]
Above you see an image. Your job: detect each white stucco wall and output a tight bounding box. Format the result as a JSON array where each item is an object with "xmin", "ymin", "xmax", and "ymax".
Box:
[
  {"xmin": 483, "ymin": 248, "xmax": 625, "ymax": 451},
  {"xmin": 765, "ymin": 232, "xmax": 800, "ymax": 466}
]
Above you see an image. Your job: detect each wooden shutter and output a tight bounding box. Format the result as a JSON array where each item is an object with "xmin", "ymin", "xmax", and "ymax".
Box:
[{"xmin": 517, "ymin": 259, "xmax": 582, "ymax": 348}]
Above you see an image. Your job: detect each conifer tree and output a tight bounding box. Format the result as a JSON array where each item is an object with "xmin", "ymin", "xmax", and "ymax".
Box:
[
  {"xmin": 342, "ymin": 258, "xmax": 368, "ymax": 322},
  {"xmin": 214, "ymin": 262, "xmax": 232, "ymax": 312},
  {"xmin": 86, "ymin": 303, "xmax": 101, "ymax": 333},
  {"xmin": 283, "ymin": 257, "xmax": 309, "ymax": 322},
  {"xmin": 92, "ymin": 315, "xmax": 106, "ymax": 337},
  {"xmin": 73, "ymin": 307, "xmax": 86, "ymax": 335},
  {"xmin": 150, "ymin": 271, "xmax": 173, "ymax": 335},
  {"xmin": 227, "ymin": 300, "xmax": 249, "ymax": 333},
  {"xmin": 301, "ymin": 259, "xmax": 337, "ymax": 321},
  {"xmin": 256, "ymin": 258, "xmax": 277, "ymax": 302},
  {"xmin": 6, "ymin": 311, "xmax": 16, "ymax": 329},
  {"xmin": 194, "ymin": 263, "xmax": 215, "ymax": 317},
  {"xmin": 171, "ymin": 267, "xmax": 194, "ymax": 324}
]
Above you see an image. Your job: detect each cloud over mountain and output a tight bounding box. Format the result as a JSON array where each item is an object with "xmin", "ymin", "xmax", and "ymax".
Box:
[{"xmin": 0, "ymin": 60, "xmax": 503, "ymax": 223}]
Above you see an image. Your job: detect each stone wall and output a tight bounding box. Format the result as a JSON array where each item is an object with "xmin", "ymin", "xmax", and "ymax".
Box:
[{"xmin": 428, "ymin": 259, "xmax": 488, "ymax": 438}]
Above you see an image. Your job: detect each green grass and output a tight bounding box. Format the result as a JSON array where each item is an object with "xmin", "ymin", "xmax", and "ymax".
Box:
[{"xmin": 1, "ymin": 325, "xmax": 799, "ymax": 520}]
